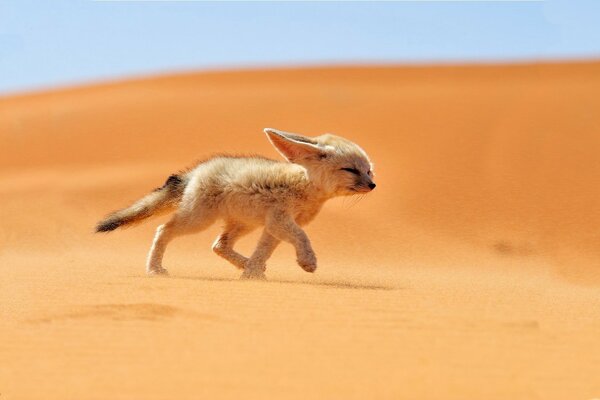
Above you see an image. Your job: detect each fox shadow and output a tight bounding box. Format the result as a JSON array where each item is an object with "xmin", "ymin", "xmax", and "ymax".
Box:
[{"xmin": 167, "ymin": 274, "xmax": 398, "ymax": 291}]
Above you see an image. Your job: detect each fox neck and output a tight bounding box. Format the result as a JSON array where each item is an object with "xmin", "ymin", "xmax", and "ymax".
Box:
[{"xmin": 301, "ymin": 165, "xmax": 339, "ymax": 201}]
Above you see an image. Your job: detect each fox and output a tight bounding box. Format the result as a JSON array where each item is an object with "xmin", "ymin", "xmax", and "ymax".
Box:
[{"xmin": 96, "ymin": 128, "xmax": 376, "ymax": 279}]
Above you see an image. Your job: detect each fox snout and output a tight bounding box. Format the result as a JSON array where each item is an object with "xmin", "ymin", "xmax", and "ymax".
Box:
[
  {"xmin": 361, "ymin": 179, "xmax": 376, "ymax": 191},
  {"xmin": 360, "ymin": 172, "xmax": 376, "ymax": 191},
  {"xmin": 353, "ymin": 177, "xmax": 376, "ymax": 193}
]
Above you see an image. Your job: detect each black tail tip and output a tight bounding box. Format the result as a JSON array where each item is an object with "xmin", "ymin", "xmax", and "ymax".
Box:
[{"xmin": 95, "ymin": 220, "xmax": 121, "ymax": 232}]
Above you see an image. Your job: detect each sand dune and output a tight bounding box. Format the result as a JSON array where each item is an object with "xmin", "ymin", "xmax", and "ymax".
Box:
[{"xmin": 1, "ymin": 62, "xmax": 600, "ymax": 399}]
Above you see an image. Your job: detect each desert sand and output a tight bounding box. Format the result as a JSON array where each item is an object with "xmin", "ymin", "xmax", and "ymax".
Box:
[{"xmin": 1, "ymin": 61, "xmax": 600, "ymax": 399}]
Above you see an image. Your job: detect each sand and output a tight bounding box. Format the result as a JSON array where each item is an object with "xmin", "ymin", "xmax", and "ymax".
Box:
[{"xmin": 1, "ymin": 61, "xmax": 599, "ymax": 399}]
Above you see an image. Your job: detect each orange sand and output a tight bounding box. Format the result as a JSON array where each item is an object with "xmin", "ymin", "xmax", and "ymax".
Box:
[{"xmin": 1, "ymin": 62, "xmax": 599, "ymax": 399}]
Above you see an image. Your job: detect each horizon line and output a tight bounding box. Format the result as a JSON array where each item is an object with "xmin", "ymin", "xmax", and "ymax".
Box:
[{"xmin": 2, "ymin": 56, "xmax": 598, "ymax": 99}]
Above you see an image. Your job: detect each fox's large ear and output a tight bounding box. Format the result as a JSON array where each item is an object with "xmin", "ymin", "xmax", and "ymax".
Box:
[{"xmin": 264, "ymin": 128, "xmax": 324, "ymax": 162}]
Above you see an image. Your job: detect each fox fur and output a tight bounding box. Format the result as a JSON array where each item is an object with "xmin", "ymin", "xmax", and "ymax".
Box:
[{"xmin": 96, "ymin": 128, "xmax": 376, "ymax": 279}]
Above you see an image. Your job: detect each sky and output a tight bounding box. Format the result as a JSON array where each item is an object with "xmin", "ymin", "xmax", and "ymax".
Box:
[{"xmin": 1, "ymin": 0, "xmax": 599, "ymax": 95}]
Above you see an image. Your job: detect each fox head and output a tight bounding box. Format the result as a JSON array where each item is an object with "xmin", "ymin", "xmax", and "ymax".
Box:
[{"xmin": 264, "ymin": 128, "xmax": 376, "ymax": 197}]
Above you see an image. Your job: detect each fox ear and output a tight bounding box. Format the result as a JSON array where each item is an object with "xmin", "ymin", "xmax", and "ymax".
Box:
[{"xmin": 264, "ymin": 128, "xmax": 324, "ymax": 162}]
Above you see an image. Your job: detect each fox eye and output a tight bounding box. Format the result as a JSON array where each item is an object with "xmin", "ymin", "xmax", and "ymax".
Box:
[{"xmin": 341, "ymin": 167, "xmax": 360, "ymax": 175}]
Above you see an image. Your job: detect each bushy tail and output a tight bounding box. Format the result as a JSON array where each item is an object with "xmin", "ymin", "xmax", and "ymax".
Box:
[{"xmin": 95, "ymin": 174, "xmax": 186, "ymax": 233}]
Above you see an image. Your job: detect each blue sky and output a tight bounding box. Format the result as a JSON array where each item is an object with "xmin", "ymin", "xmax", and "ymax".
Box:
[{"xmin": 1, "ymin": 1, "xmax": 599, "ymax": 95}]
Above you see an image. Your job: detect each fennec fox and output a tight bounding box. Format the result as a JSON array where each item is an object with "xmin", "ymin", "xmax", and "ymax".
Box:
[{"xmin": 96, "ymin": 128, "xmax": 376, "ymax": 279}]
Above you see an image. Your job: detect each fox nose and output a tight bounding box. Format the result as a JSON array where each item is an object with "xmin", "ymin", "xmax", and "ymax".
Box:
[{"xmin": 368, "ymin": 183, "xmax": 376, "ymax": 190}]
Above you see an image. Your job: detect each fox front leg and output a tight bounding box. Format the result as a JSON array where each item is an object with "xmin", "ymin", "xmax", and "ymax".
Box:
[
  {"xmin": 241, "ymin": 230, "xmax": 281, "ymax": 280},
  {"xmin": 265, "ymin": 210, "xmax": 317, "ymax": 273}
]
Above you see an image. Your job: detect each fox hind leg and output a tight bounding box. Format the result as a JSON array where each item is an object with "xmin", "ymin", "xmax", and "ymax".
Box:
[
  {"xmin": 146, "ymin": 221, "xmax": 177, "ymax": 276},
  {"xmin": 146, "ymin": 211, "xmax": 216, "ymax": 275},
  {"xmin": 212, "ymin": 221, "xmax": 253, "ymax": 270}
]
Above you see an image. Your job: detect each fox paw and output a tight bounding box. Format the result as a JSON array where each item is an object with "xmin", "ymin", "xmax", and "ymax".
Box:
[
  {"xmin": 299, "ymin": 263, "xmax": 317, "ymax": 273},
  {"xmin": 240, "ymin": 268, "xmax": 267, "ymax": 280},
  {"xmin": 147, "ymin": 267, "xmax": 169, "ymax": 276},
  {"xmin": 298, "ymin": 252, "xmax": 317, "ymax": 273}
]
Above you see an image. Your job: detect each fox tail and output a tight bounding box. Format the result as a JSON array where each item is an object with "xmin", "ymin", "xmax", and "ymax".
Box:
[{"xmin": 95, "ymin": 174, "xmax": 186, "ymax": 232}]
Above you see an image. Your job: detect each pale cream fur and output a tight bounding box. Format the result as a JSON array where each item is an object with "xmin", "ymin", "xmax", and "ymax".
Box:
[{"xmin": 97, "ymin": 128, "xmax": 376, "ymax": 279}]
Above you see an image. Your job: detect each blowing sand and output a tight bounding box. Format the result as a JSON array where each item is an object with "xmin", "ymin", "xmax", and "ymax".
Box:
[{"xmin": 1, "ymin": 62, "xmax": 599, "ymax": 399}]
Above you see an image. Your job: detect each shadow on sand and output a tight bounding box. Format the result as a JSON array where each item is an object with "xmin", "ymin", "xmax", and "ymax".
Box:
[{"xmin": 164, "ymin": 274, "xmax": 399, "ymax": 291}]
